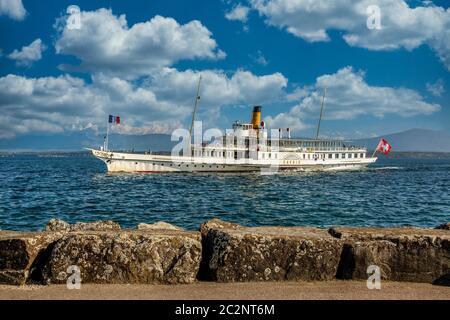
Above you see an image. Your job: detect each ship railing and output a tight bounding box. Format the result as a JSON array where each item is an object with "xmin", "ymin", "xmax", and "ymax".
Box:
[{"xmin": 191, "ymin": 144, "xmax": 367, "ymax": 153}]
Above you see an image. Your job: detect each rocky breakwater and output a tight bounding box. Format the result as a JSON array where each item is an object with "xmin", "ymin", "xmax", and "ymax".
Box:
[
  {"xmin": 1, "ymin": 218, "xmax": 449, "ymax": 286},
  {"xmin": 199, "ymin": 219, "xmax": 343, "ymax": 282},
  {"xmin": 200, "ymin": 219, "xmax": 449, "ymax": 285},
  {"xmin": 0, "ymin": 231, "xmax": 64, "ymax": 285},
  {"xmin": 330, "ymin": 226, "xmax": 450, "ymax": 284},
  {"xmin": 0, "ymin": 220, "xmax": 202, "ymax": 285}
]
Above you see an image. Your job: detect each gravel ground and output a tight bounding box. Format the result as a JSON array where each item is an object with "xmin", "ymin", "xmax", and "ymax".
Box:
[{"xmin": 0, "ymin": 281, "xmax": 449, "ymax": 300}]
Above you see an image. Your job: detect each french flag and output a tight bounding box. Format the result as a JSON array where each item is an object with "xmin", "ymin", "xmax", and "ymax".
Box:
[{"xmin": 108, "ymin": 115, "xmax": 121, "ymax": 125}]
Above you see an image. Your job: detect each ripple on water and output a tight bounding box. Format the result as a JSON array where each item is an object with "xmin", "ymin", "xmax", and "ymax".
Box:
[{"xmin": 0, "ymin": 155, "xmax": 449, "ymax": 231}]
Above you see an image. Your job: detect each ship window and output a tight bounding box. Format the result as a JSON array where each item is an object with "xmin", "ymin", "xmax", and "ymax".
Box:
[
  {"xmin": 342, "ymin": 153, "xmax": 345, "ymax": 159},
  {"xmin": 361, "ymin": 153, "xmax": 365, "ymax": 158},
  {"xmin": 335, "ymin": 154, "xmax": 339, "ymax": 159},
  {"xmin": 348, "ymin": 154, "xmax": 352, "ymax": 158},
  {"xmin": 328, "ymin": 154, "xmax": 332, "ymax": 159},
  {"xmin": 355, "ymin": 153, "xmax": 359, "ymax": 158},
  {"xmin": 269, "ymin": 153, "xmax": 272, "ymax": 159}
]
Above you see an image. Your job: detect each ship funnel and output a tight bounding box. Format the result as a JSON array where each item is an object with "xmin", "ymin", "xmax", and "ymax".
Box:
[{"xmin": 251, "ymin": 106, "xmax": 262, "ymax": 130}]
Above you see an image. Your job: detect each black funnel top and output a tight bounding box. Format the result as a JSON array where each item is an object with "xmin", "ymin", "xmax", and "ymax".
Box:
[{"xmin": 253, "ymin": 106, "xmax": 262, "ymax": 112}]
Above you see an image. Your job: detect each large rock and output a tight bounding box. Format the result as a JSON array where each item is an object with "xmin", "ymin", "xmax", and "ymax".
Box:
[
  {"xmin": 200, "ymin": 219, "xmax": 343, "ymax": 282},
  {"xmin": 45, "ymin": 219, "xmax": 121, "ymax": 232},
  {"xmin": 0, "ymin": 231, "xmax": 64, "ymax": 285},
  {"xmin": 329, "ymin": 227, "xmax": 450, "ymax": 284},
  {"xmin": 137, "ymin": 221, "xmax": 183, "ymax": 231},
  {"xmin": 436, "ymin": 222, "xmax": 450, "ymax": 230},
  {"xmin": 45, "ymin": 219, "xmax": 70, "ymax": 232},
  {"xmin": 42, "ymin": 229, "xmax": 201, "ymax": 284}
]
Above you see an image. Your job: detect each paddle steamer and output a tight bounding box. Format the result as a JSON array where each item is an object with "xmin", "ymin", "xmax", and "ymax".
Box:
[{"xmin": 91, "ymin": 105, "xmax": 376, "ymax": 173}]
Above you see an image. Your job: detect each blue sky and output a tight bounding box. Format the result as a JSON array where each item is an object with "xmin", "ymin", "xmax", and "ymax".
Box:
[{"xmin": 0, "ymin": 0, "xmax": 449, "ymax": 141}]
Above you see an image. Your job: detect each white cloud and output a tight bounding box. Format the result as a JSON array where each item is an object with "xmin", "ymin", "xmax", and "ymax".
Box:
[
  {"xmin": 7, "ymin": 38, "xmax": 46, "ymax": 67},
  {"xmin": 0, "ymin": 66, "xmax": 439, "ymax": 139},
  {"xmin": 250, "ymin": 50, "xmax": 269, "ymax": 65},
  {"xmin": 225, "ymin": 4, "xmax": 250, "ymax": 22},
  {"xmin": 0, "ymin": 69, "xmax": 288, "ymax": 138},
  {"xmin": 148, "ymin": 68, "xmax": 287, "ymax": 107},
  {"xmin": 426, "ymin": 79, "xmax": 445, "ymax": 97},
  {"xmin": 265, "ymin": 66, "xmax": 440, "ymax": 131},
  {"xmin": 284, "ymin": 87, "xmax": 309, "ymax": 102},
  {"xmin": 263, "ymin": 105, "xmax": 310, "ymax": 132},
  {"xmin": 250, "ymin": 0, "xmax": 450, "ymax": 70},
  {"xmin": 0, "ymin": 73, "xmax": 185, "ymax": 138},
  {"xmin": 55, "ymin": 9, "xmax": 225, "ymax": 78},
  {"xmin": 0, "ymin": 0, "xmax": 26, "ymax": 20},
  {"xmin": 0, "ymin": 74, "xmax": 100, "ymax": 138}
]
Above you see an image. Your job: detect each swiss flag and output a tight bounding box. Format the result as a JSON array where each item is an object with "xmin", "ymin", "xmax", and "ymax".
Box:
[{"xmin": 376, "ymin": 138, "xmax": 392, "ymax": 155}]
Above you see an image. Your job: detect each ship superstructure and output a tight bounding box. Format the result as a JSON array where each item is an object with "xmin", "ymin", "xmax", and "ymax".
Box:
[{"xmin": 91, "ymin": 106, "xmax": 376, "ymax": 173}]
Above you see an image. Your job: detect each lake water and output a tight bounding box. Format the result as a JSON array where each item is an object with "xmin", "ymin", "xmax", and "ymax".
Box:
[{"xmin": 0, "ymin": 154, "xmax": 449, "ymax": 231}]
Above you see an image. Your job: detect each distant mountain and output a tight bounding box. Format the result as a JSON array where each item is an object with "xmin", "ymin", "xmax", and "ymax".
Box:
[
  {"xmin": 107, "ymin": 133, "xmax": 174, "ymax": 152},
  {"xmin": 1, "ymin": 128, "xmax": 449, "ymax": 153},
  {"xmin": 0, "ymin": 129, "xmax": 174, "ymax": 152},
  {"xmin": 351, "ymin": 129, "xmax": 450, "ymax": 152}
]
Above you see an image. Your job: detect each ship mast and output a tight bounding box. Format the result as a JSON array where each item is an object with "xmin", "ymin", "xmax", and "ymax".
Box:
[
  {"xmin": 315, "ymin": 87, "xmax": 327, "ymax": 140},
  {"xmin": 189, "ymin": 75, "xmax": 202, "ymax": 140}
]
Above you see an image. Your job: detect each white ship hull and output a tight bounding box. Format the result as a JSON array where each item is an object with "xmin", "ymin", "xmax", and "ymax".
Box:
[{"xmin": 90, "ymin": 149, "xmax": 377, "ymax": 173}]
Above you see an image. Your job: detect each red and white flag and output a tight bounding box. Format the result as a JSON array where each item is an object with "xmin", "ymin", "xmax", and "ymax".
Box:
[{"xmin": 376, "ymin": 138, "xmax": 392, "ymax": 155}]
